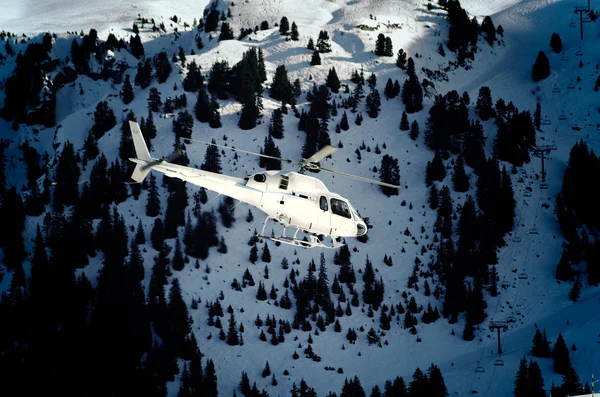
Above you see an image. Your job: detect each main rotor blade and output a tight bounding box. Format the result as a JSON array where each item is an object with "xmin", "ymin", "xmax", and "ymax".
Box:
[
  {"xmin": 182, "ymin": 137, "xmax": 296, "ymax": 164},
  {"xmin": 304, "ymin": 145, "xmax": 338, "ymax": 164},
  {"xmin": 319, "ymin": 166, "xmax": 400, "ymax": 189}
]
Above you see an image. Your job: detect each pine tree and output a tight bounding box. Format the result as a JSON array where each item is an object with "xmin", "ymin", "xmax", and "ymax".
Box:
[
  {"xmin": 307, "ymin": 37, "xmax": 315, "ymax": 50},
  {"xmin": 91, "ymin": 101, "xmax": 117, "ymax": 139},
  {"xmin": 279, "ymin": 16, "xmax": 290, "ymax": 35},
  {"xmin": 316, "ymin": 30, "xmax": 331, "ymax": 53},
  {"xmin": 269, "ymin": 108, "xmax": 285, "ymax": 139},
  {"xmin": 227, "ymin": 312, "xmax": 240, "ymax": 346},
  {"xmin": 340, "ymin": 111, "xmax": 350, "ymax": 131},
  {"xmin": 291, "ymin": 22, "xmax": 299, "ymax": 40},
  {"xmin": 154, "ymin": 51, "xmax": 172, "ymax": 83},
  {"xmin": 452, "ymin": 155, "xmax": 469, "ymax": 192},
  {"xmin": 384, "ymin": 37, "xmax": 393, "ymax": 57},
  {"xmin": 549, "ymin": 32, "xmax": 562, "ymax": 53},
  {"xmin": 481, "ymin": 16, "xmax": 496, "ymax": 45},
  {"xmin": 195, "ymin": 87, "xmax": 212, "ymax": 123},
  {"xmin": 513, "ymin": 356, "xmax": 530, "ymax": 397},
  {"xmin": 326, "ymin": 67, "xmax": 341, "ymax": 93},
  {"xmin": 365, "ymin": 88, "xmax": 381, "ymax": 118},
  {"xmin": 552, "ymin": 332, "xmax": 571, "ymax": 375},
  {"xmin": 384, "ymin": 78, "xmax": 396, "ymax": 98},
  {"xmin": 262, "ymin": 362, "xmax": 271, "ymax": 377},
  {"xmin": 379, "ymin": 155, "xmax": 400, "ymax": 196},
  {"xmin": 201, "ymin": 140, "xmax": 222, "ymax": 173},
  {"xmin": 568, "ymin": 276, "xmax": 582, "ymax": 302},
  {"xmin": 400, "ymin": 111, "xmax": 410, "ymax": 131},
  {"xmin": 531, "ymin": 328, "xmax": 551, "ymax": 358},
  {"xmin": 556, "ymin": 249, "xmax": 573, "ymax": 281},
  {"xmin": 261, "ymin": 243, "xmax": 271, "ymax": 262},
  {"xmin": 146, "ymin": 173, "xmax": 161, "ymax": 217},
  {"xmin": 311, "ymin": 51, "xmax": 321, "ymax": 66},
  {"xmin": 375, "ymin": 34, "xmax": 386, "ymax": 56},
  {"xmin": 183, "ymin": 60, "xmax": 203, "ymax": 92},
  {"xmin": 532, "ymin": 51, "xmax": 550, "ymax": 82},
  {"xmin": 410, "ymin": 120, "xmax": 419, "ymax": 140},
  {"xmin": 396, "ymin": 48, "xmax": 407, "ymax": 69},
  {"xmin": 121, "ymin": 74, "xmax": 134, "ymax": 104},
  {"xmin": 476, "ymin": 86, "xmax": 494, "ymax": 121},
  {"xmin": 249, "ymin": 244, "xmax": 258, "ymax": 264}
]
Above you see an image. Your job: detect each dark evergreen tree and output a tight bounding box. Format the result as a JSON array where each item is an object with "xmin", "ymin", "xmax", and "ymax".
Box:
[
  {"xmin": 476, "ymin": 86, "xmax": 494, "ymax": 121},
  {"xmin": 463, "ymin": 120, "xmax": 487, "ymax": 174},
  {"xmin": 91, "ymin": 101, "xmax": 117, "ymax": 139},
  {"xmin": 270, "ymin": 108, "xmax": 285, "ymax": 139},
  {"xmin": 481, "ymin": 16, "xmax": 496, "ymax": 45},
  {"xmin": 311, "ymin": 51, "xmax": 321, "ymax": 66},
  {"xmin": 227, "ymin": 312, "xmax": 240, "ymax": 346},
  {"xmin": 556, "ymin": 249, "xmax": 573, "ymax": 281},
  {"xmin": 340, "ymin": 111, "xmax": 350, "ymax": 131},
  {"xmin": 173, "ymin": 110, "xmax": 194, "ymax": 139},
  {"xmin": 379, "ymin": 155, "xmax": 400, "ymax": 196},
  {"xmin": 396, "ymin": 48, "xmax": 407, "ymax": 69},
  {"xmin": 552, "ymin": 332, "xmax": 571, "ymax": 375},
  {"xmin": 195, "ymin": 87, "xmax": 212, "ymax": 123},
  {"xmin": 279, "ymin": 16, "xmax": 290, "ymax": 35},
  {"xmin": 375, "ymin": 34, "xmax": 386, "ymax": 56},
  {"xmin": 549, "ymin": 32, "xmax": 562, "ymax": 53},
  {"xmin": 129, "ymin": 34, "xmax": 144, "ymax": 58},
  {"xmin": 53, "ymin": 141, "xmax": 81, "ymax": 210},
  {"xmin": 135, "ymin": 59, "xmax": 153, "ymax": 89},
  {"xmin": 532, "ymin": 51, "xmax": 550, "ymax": 82},
  {"xmin": 514, "ymin": 356, "xmax": 530, "ymax": 397},
  {"xmin": 568, "ymin": 276, "xmax": 582, "ymax": 302},
  {"xmin": 384, "ymin": 37, "xmax": 393, "ymax": 57},
  {"xmin": 219, "ymin": 22, "xmax": 234, "ymax": 41},
  {"xmin": 121, "ymin": 74, "xmax": 134, "ymax": 104},
  {"xmin": 183, "ymin": 60, "xmax": 204, "ymax": 92},
  {"xmin": 384, "ymin": 78, "xmax": 396, "ymax": 99},
  {"xmin": 146, "ymin": 173, "xmax": 161, "ymax": 217},
  {"xmin": 154, "ymin": 51, "xmax": 172, "ymax": 83},
  {"xmin": 452, "ymin": 155, "xmax": 469, "ymax": 192},
  {"xmin": 410, "ymin": 120, "xmax": 419, "ymax": 140},
  {"xmin": 326, "ymin": 67, "xmax": 341, "ymax": 93},
  {"xmin": 270, "ymin": 65, "xmax": 294, "ymax": 104},
  {"xmin": 291, "ymin": 22, "xmax": 299, "ymax": 41},
  {"xmin": 201, "ymin": 140, "xmax": 222, "ymax": 173},
  {"xmin": 400, "ymin": 111, "xmax": 410, "ymax": 131},
  {"xmin": 534, "ymin": 101, "xmax": 541, "ymax": 131},
  {"xmin": 365, "ymin": 88, "xmax": 381, "ymax": 118},
  {"xmin": 316, "ymin": 30, "xmax": 332, "ymax": 53}
]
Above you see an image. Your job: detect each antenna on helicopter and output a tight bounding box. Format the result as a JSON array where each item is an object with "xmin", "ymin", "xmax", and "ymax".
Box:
[{"xmin": 181, "ymin": 138, "xmax": 399, "ymax": 189}]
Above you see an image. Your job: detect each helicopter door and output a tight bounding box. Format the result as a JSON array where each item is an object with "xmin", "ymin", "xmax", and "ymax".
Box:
[{"xmin": 316, "ymin": 195, "xmax": 331, "ymax": 234}]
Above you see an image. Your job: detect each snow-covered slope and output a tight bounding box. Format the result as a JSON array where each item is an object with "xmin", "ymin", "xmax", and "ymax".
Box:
[{"xmin": 1, "ymin": 0, "xmax": 600, "ymax": 396}]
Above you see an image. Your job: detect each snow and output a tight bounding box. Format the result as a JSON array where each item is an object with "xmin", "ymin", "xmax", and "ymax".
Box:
[{"xmin": 1, "ymin": 0, "xmax": 600, "ymax": 396}]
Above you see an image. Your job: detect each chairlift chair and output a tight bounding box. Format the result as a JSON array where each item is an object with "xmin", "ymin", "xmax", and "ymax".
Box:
[
  {"xmin": 523, "ymin": 191, "xmax": 532, "ymax": 197},
  {"xmin": 576, "ymin": 48, "xmax": 584, "ymax": 56},
  {"xmin": 569, "ymin": 20, "xmax": 577, "ymax": 27},
  {"xmin": 500, "ymin": 279, "xmax": 510, "ymax": 289},
  {"xmin": 561, "ymin": 52, "xmax": 569, "ymax": 61},
  {"xmin": 542, "ymin": 117, "xmax": 551, "ymax": 125},
  {"xmin": 512, "ymin": 236, "xmax": 521, "ymax": 243},
  {"xmin": 518, "ymin": 271, "xmax": 529, "ymax": 280},
  {"xmin": 552, "ymin": 85, "xmax": 561, "ymax": 93},
  {"xmin": 493, "ymin": 358, "xmax": 505, "ymax": 366},
  {"xmin": 507, "ymin": 315, "xmax": 516, "ymax": 323},
  {"xmin": 540, "ymin": 182, "xmax": 548, "ymax": 189},
  {"xmin": 558, "ymin": 113, "xmax": 567, "ymax": 121},
  {"xmin": 529, "ymin": 227, "xmax": 539, "ymax": 235},
  {"xmin": 567, "ymin": 82, "xmax": 576, "ymax": 89},
  {"xmin": 583, "ymin": 16, "xmax": 591, "ymax": 23},
  {"xmin": 475, "ymin": 363, "xmax": 485, "ymax": 373}
]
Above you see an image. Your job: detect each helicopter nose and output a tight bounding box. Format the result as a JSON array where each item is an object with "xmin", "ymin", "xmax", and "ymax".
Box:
[{"xmin": 356, "ymin": 221, "xmax": 367, "ymax": 236}]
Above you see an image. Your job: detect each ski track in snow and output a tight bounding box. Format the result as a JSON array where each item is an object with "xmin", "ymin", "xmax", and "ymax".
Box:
[{"xmin": 1, "ymin": 0, "xmax": 600, "ymax": 396}]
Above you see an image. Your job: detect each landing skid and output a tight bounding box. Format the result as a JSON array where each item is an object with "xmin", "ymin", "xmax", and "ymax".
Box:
[{"xmin": 258, "ymin": 216, "xmax": 345, "ymax": 249}]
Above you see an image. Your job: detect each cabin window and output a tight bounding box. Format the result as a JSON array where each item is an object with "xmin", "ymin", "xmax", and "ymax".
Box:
[
  {"xmin": 331, "ymin": 198, "xmax": 351, "ymax": 219},
  {"xmin": 319, "ymin": 196, "xmax": 328, "ymax": 211},
  {"xmin": 254, "ymin": 174, "xmax": 266, "ymax": 182}
]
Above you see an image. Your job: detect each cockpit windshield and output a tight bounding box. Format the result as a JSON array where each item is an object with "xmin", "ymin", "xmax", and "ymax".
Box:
[{"xmin": 331, "ymin": 198, "xmax": 352, "ymax": 219}]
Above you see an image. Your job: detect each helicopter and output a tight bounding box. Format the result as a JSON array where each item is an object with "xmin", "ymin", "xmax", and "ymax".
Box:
[{"xmin": 128, "ymin": 121, "xmax": 399, "ymax": 249}]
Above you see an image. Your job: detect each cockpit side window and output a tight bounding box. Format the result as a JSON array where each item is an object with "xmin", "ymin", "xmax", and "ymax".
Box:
[
  {"xmin": 330, "ymin": 198, "xmax": 351, "ymax": 219},
  {"xmin": 319, "ymin": 196, "xmax": 329, "ymax": 211}
]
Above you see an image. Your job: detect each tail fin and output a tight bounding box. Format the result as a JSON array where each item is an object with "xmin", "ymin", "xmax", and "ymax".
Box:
[
  {"xmin": 131, "ymin": 164, "xmax": 152, "ymax": 183},
  {"xmin": 129, "ymin": 121, "xmax": 153, "ymax": 183},
  {"xmin": 129, "ymin": 120, "xmax": 152, "ymax": 161}
]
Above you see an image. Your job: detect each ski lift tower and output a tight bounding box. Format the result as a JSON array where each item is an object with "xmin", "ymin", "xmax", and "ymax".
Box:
[
  {"xmin": 489, "ymin": 321, "xmax": 509, "ymax": 354},
  {"xmin": 574, "ymin": 5, "xmax": 591, "ymax": 40},
  {"xmin": 532, "ymin": 145, "xmax": 557, "ymax": 189}
]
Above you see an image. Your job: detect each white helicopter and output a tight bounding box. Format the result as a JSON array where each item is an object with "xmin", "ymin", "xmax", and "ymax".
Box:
[{"xmin": 128, "ymin": 121, "xmax": 398, "ymax": 249}]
